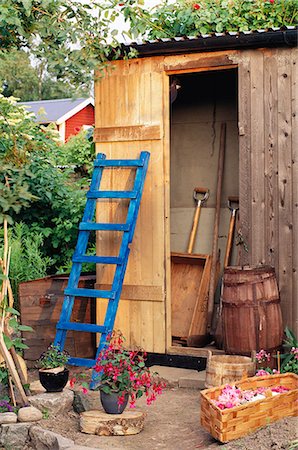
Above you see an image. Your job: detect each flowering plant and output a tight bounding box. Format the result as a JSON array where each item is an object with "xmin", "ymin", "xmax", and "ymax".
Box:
[
  {"xmin": 38, "ymin": 344, "xmax": 69, "ymax": 370},
  {"xmin": 255, "ymin": 327, "xmax": 298, "ymax": 376},
  {"xmin": 213, "ymin": 383, "xmax": 290, "ymax": 410},
  {"xmin": 0, "ymin": 400, "xmax": 17, "ymax": 414},
  {"xmin": 92, "ymin": 331, "xmax": 165, "ymax": 408}
]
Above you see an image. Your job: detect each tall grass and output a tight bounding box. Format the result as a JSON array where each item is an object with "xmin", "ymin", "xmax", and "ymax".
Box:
[{"xmin": 0, "ymin": 222, "xmax": 52, "ymax": 308}]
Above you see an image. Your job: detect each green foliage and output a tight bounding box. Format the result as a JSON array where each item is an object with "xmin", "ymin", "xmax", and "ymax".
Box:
[
  {"xmin": 42, "ymin": 408, "xmax": 50, "ymax": 419},
  {"xmin": 18, "ymin": 154, "xmax": 87, "ymax": 271},
  {"xmin": 121, "ymin": 0, "xmax": 298, "ymax": 39},
  {"xmin": 0, "ymin": 367, "xmax": 9, "ymax": 387},
  {"xmin": 0, "ymin": 94, "xmax": 60, "ymax": 164},
  {"xmin": 280, "ymin": 327, "xmax": 298, "ymax": 375},
  {"xmin": 0, "ymin": 50, "xmax": 90, "ymax": 101},
  {"xmin": 52, "ymin": 129, "xmax": 95, "ymax": 177},
  {"xmin": 38, "ymin": 344, "xmax": 69, "ymax": 369},
  {"xmin": 0, "ymin": 223, "xmax": 52, "ymax": 305},
  {"xmin": 0, "ymin": 95, "xmax": 90, "ymax": 273},
  {"xmin": 0, "ymin": 0, "xmax": 126, "ymax": 89}
]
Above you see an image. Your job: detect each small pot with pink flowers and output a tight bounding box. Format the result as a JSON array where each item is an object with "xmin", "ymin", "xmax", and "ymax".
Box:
[{"xmin": 70, "ymin": 330, "xmax": 165, "ymax": 414}]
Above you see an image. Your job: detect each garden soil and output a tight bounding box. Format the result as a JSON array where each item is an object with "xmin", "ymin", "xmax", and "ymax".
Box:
[{"xmin": 33, "ymin": 386, "xmax": 297, "ymax": 450}]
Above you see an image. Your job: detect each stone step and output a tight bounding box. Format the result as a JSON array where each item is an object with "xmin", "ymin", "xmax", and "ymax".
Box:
[{"xmin": 150, "ymin": 366, "xmax": 206, "ymax": 389}]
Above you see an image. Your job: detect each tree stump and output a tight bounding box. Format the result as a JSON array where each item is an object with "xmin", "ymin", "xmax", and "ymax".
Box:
[{"xmin": 80, "ymin": 410, "xmax": 146, "ymax": 436}]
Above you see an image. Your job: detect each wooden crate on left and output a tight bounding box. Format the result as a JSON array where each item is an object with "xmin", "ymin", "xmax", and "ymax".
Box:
[{"xmin": 19, "ymin": 274, "xmax": 96, "ymax": 361}]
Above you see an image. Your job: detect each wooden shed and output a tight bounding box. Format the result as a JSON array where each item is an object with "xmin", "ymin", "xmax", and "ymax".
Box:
[{"xmin": 94, "ymin": 29, "xmax": 298, "ymax": 357}]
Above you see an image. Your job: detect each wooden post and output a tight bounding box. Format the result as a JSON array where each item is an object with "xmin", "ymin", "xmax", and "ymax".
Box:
[{"xmin": 207, "ymin": 123, "xmax": 226, "ymax": 332}]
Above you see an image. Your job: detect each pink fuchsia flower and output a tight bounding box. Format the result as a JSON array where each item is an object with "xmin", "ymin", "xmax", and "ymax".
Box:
[
  {"xmin": 193, "ymin": 3, "xmax": 200, "ymax": 9},
  {"xmin": 69, "ymin": 377, "xmax": 76, "ymax": 389},
  {"xmin": 81, "ymin": 387, "xmax": 88, "ymax": 395}
]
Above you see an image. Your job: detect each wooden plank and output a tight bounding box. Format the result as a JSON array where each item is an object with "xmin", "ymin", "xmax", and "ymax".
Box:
[
  {"xmin": 162, "ymin": 68, "xmax": 172, "ymax": 353},
  {"xmin": 264, "ymin": 50, "xmax": 279, "ymax": 270},
  {"xmin": 94, "ymin": 284, "xmax": 164, "ymax": 301},
  {"xmin": 171, "ymin": 254, "xmax": 206, "ymax": 338},
  {"xmin": 164, "ymin": 51, "xmax": 237, "ymax": 73},
  {"xmin": 277, "ymin": 50, "xmax": 293, "ymax": 329},
  {"xmin": 188, "ymin": 255, "xmax": 211, "ymax": 343},
  {"xmin": 291, "ymin": 50, "xmax": 298, "ymax": 336},
  {"xmin": 167, "ymin": 345, "xmax": 224, "ymax": 357},
  {"xmin": 238, "ymin": 53, "xmax": 252, "ymax": 265},
  {"xmin": 94, "ymin": 125, "xmax": 161, "ymax": 142},
  {"xmin": 250, "ymin": 50, "xmax": 265, "ymax": 265}
]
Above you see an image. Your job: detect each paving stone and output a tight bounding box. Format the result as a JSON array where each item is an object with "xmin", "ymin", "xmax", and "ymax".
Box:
[
  {"xmin": 0, "ymin": 412, "xmax": 17, "ymax": 424},
  {"xmin": 0, "ymin": 422, "xmax": 31, "ymax": 449},
  {"xmin": 28, "ymin": 388, "xmax": 74, "ymax": 416},
  {"xmin": 29, "ymin": 425, "xmax": 75, "ymax": 450},
  {"xmin": 150, "ymin": 365, "xmax": 206, "ymax": 389},
  {"xmin": 18, "ymin": 405, "xmax": 43, "ymax": 422}
]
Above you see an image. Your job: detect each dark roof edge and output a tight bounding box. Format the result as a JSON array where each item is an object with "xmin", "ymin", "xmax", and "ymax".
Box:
[{"xmin": 121, "ymin": 29, "xmax": 297, "ymax": 58}]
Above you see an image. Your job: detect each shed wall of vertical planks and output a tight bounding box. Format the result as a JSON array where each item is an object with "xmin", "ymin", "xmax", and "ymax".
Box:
[{"xmin": 94, "ymin": 47, "xmax": 298, "ymax": 353}]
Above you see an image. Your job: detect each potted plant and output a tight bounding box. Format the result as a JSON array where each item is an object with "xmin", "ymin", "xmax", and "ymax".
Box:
[
  {"xmin": 71, "ymin": 331, "xmax": 165, "ymax": 414},
  {"xmin": 38, "ymin": 344, "xmax": 69, "ymax": 392}
]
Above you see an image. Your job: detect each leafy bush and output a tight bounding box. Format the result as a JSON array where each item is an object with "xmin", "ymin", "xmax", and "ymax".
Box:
[
  {"xmin": 122, "ymin": 0, "xmax": 298, "ymax": 40},
  {"xmin": 0, "ymin": 223, "xmax": 52, "ymax": 305}
]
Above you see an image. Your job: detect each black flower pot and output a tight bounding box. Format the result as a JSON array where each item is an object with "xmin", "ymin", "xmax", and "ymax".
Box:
[
  {"xmin": 39, "ymin": 368, "xmax": 69, "ymax": 392},
  {"xmin": 100, "ymin": 390, "xmax": 129, "ymax": 414}
]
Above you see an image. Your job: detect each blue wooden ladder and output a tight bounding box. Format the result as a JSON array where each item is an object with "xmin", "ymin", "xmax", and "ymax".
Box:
[{"xmin": 54, "ymin": 151, "xmax": 150, "ymax": 384}]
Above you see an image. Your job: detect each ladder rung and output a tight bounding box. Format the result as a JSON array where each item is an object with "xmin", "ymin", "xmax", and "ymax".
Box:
[
  {"xmin": 72, "ymin": 255, "xmax": 123, "ymax": 265},
  {"xmin": 87, "ymin": 191, "xmax": 137, "ymax": 199},
  {"xmin": 94, "ymin": 159, "xmax": 143, "ymax": 167},
  {"xmin": 68, "ymin": 357, "xmax": 96, "ymax": 367},
  {"xmin": 79, "ymin": 222, "xmax": 130, "ymax": 231},
  {"xmin": 64, "ymin": 288, "xmax": 115, "ymax": 298},
  {"xmin": 57, "ymin": 322, "xmax": 107, "ymax": 333}
]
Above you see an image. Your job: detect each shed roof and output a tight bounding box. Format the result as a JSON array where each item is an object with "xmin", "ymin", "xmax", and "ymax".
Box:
[
  {"xmin": 19, "ymin": 97, "xmax": 94, "ymax": 125},
  {"xmin": 122, "ymin": 27, "xmax": 297, "ymax": 58}
]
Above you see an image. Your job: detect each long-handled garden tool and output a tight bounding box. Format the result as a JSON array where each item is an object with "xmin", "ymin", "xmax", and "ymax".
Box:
[
  {"xmin": 224, "ymin": 196, "xmax": 239, "ymax": 268},
  {"xmin": 213, "ymin": 196, "xmax": 239, "ymax": 348},
  {"xmin": 171, "ymin": 187, "xmax": 209, "ymax": 343},
  {"xmin": 187, "ymin": 188, "xmax": 210, "ymax": 254}
]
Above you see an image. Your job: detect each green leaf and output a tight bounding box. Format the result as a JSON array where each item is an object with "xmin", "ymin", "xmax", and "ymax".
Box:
[
  {"xmin": 3, "ymin": 334, "xmax": 13, "ymax": 350},
  {"xmin": 6, "ymin": 307, "xmax": 20, "ymax": 316},
  {"xmin": 18, "ymin": 325, "xmax": 33, "ymax": 332},
  {"xmin": 8, "ymin": 317, "xmax": 19, "ymax": 331}
]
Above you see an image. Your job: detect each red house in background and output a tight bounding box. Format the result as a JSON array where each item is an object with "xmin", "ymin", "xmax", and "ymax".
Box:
[{"xmin": 20, "ymin": 97, "xmax": 94, "ymax": 142}]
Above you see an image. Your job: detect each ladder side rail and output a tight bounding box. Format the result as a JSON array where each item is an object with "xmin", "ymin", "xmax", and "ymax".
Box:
[{"xmin": 128, "ymin": 151, "xmax": 150, "ymax": 243}]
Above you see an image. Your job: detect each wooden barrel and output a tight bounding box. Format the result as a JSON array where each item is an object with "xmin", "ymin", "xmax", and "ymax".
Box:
[
  {"xmin": 205, "ymin": 353, "xmax": 255, "ymax": 388},
  {"xmin": 222, "ymin": 266, "xmax": 283, "ymax": 355}
]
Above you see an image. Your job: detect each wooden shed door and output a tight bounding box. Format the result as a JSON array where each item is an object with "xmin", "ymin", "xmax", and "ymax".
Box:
[{"xmin": 94, "ymin": 57, "xmax": 167, "ymax": 353}]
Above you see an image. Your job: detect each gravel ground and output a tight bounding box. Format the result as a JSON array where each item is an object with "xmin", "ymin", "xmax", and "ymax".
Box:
[{"xmin": 37, "ymin": 386, "xmax": 298, "ymax": 450}]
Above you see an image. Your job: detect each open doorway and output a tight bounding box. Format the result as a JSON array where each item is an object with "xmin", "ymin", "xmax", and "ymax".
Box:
[{"xmin": 169, "ymin": 69, "xmax": 239, "ymax": 350}]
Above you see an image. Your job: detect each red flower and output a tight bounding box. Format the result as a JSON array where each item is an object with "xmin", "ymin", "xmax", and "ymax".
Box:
[
  {"xmin": 118, "ymin": 2, "xmax": 124, "ymax": 5},
  {"xmin": 193, "ymin": 3, "xmax": 200, "ymax": 9},
  {"xmin": 269, "ymin": 0, "xmax": 274, "ymax": 3}
]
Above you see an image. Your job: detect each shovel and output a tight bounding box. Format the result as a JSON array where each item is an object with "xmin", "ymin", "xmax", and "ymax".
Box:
[
  {"xmin": 171, "ymin": 187, "xmax": 209, "ymax": 342},
  {"xmin": 187, "ymin": 188, "xmax": 210, "ymax": 253}
]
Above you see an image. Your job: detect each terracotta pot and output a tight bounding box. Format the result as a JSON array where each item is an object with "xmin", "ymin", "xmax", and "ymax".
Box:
[
  {"xmin": 39, "ymin": 368, "xmax": 69, "ymax": 392},
  {"xmin": 100, "ymin": 390, "xmax": 129, "ymax": 414}
]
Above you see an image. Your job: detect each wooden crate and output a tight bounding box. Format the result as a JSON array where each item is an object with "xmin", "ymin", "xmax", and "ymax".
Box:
[
  {"xmin": 19, "ymin": 274, "xmax": 96, "ymax": 361},
  {"xmin": 200, "ymin": 373, "xmax": 298, "ymax": 443}
]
